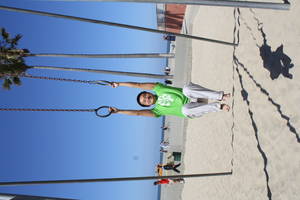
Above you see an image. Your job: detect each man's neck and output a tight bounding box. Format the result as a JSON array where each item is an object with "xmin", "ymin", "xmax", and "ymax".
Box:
[{"xmin": 153, "ymin": 95, "xmax": 158, "ymax": 104}]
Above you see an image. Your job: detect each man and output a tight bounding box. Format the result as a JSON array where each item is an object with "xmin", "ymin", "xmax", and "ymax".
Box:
[
  {"xmin": 153, "ymin": 178, "xmax": 184, "ymax": 185},
  {"xmin": 163, "ymin": 34, "xmax": 176, "ymax": 41},
  {"xmin": 160, "ymin": 141, "xmax": 169, "ymax": 149},
  {"xmin": 157, "ymin": 163, "xmax": 181, "ymax": 173},
  {"xmin": 109, "ymin": 82, "xmax": 230, "ymax": 118}
]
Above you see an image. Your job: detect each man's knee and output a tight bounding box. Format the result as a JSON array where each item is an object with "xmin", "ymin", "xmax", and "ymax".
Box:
[
  {"xmin": 182, "ymin": 105, "xmax": 195, "ymax": 118},
  {"xmin": 182, "ymin": 82, "xmax": 192, "ymax": 95},
  {"xmin": 182, "ymin": 86, "xmax": 188, "ymax": 96},
  {"xmin": 181, "ymin": 105, "xmax": 189, "ymax": 117}
]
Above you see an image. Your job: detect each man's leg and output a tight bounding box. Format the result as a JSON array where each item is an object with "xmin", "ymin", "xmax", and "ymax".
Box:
[
  {"xmin": 172, "ymin": 178, "xmax": 185, "ymax": 183},
  {"xmin": 174, "ymin": 163, "xmax": 181, "ymax": 168},
  {"xmin": 172, "ymin": 167, "xmax": 180, "ymax": 173},
  {"xmin": 171, "ymin": 164, "xmax": 181, "ymax": 173},
  {"xmin": 182, "ymin": 102, "xmax": 229, "ymax": 118},
  {"xmin": 183, "ymin": 82, "xmax": 225, "ymax": 100}
]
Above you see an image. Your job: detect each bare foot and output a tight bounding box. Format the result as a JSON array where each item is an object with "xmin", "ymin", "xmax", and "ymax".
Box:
[
  {"xmin": 221, "ymin": 93, "xmax": 231, "ymax": 101},
  {"xmin": 221, "ymin": 104, "xmax": 230, "ymax": 112}
]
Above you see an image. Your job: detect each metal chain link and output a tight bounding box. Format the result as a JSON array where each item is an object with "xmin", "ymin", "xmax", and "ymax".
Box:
[
  {"xmin": 0, "ymin": 108, "xmax": 95, "ymax": 112},
  {"xmin": 0, "ymin": 106, "xmax": 112, "ymax": 118}
]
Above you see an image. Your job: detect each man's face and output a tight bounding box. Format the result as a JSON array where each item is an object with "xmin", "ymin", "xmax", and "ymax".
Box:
[{"xmin": 139, "ymin": 92, "xmax": 155, "ymax": 106}]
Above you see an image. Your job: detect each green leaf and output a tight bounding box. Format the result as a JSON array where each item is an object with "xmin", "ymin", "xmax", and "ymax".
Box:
[
  {"xmin": 14, "ymin": 34, "xmax": 22, "ymax": 41},
  {"xmin": 12, "ymin": 76, "xmax": 21, "ymax": 85},
  {"xmin": 10, "ymin": 34, "xmax": 23, "ymax": 48},
  {"xmin": 1, "ymin": 28, "xmax": 9, "ymax": 40},
  {"xmin": 2, "ymin": 78, "xmax": 12, "ymax": 90},
  {"xmin": 0, "ymin": 62, "xmax": 28, "ymax": 76}
]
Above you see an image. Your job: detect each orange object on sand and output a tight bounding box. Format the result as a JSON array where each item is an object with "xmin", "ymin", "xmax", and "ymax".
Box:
[{"xmin": 156, "ymin": 166, "xmax": 163, "ymax": 176}]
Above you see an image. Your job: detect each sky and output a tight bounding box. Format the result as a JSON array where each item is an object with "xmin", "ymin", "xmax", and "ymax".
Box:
[{"xmin": 0, "ymin": 1, "xmax": 168, "ymax": 199}]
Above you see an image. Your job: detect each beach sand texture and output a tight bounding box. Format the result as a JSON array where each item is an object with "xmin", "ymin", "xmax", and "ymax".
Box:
[{"xmin": 182, "ymin": 2, "xmax": 300, "ymax": 200}]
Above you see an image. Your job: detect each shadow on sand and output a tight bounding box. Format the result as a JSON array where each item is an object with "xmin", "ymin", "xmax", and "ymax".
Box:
[
  {"xmin": 239, "ymin": 9, "xmax": 300, "ymax": 143},
  {"xmin": 259, "ymin": 28, "xmax": 294, "ymax": 80},
  {"xmin": 232, "ymin": 6, "xmax": 299, "ymax": 200}
]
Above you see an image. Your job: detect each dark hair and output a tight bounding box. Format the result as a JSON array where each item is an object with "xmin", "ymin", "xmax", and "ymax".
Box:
[
  {"xmin": 136, "ymin": 91, "xmax": 151, "ymax": 107},
  {"xmin": 153, "ymin": 181, "xmax": 158, "ymax": 185},
  {"xmin": 165, "ymin": 80, "xmax": 172, "ymax": 85}
]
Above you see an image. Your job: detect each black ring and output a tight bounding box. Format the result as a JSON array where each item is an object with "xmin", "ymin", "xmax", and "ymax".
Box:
[{"xmin": 95, "ymin": 106, "xmax": 112, "ymax": 118}]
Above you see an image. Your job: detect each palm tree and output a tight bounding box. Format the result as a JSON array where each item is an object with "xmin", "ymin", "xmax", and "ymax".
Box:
[
  {"xmin": 0, "ymin": 5, "xmax": 236, "ymax": 46},
  {"xmin": 0, "ymin": 28, "xmax": 27, "ymax": 89},
  {"xmin": 0, "ymin": 63, "xmax": 25, "ymax": 90}
]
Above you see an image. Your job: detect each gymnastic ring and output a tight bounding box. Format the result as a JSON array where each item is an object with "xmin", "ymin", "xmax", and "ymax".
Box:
[{"xmin": 95, "ymin": 106, "xmax": 112, "ymax": 118}]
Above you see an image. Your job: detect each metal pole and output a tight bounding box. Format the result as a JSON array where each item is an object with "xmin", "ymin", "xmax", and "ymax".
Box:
[
  {"xmin": 0, "ymin": 5, "xmax": 236, "ymax": 46},
  {"xmin": 0, "ymin": 193, "xmax": 75, "ymax": 200},
  {"xmin": 32, "ymin": 65, "xmax": 173, "ymax": 79},
  {"xmin": 25, "ymin": 53, "xmax": 175, "ymax": 58},
  {"xmin": 57, "ymin": 0, "xmax": 290, "ymax": 10},
  {"xmin": 0, "ymin": 171, "xmax": 232, "ymax": 186}
]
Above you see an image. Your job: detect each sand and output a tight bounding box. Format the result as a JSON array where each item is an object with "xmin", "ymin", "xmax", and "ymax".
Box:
[{"xmin": 182, "ymin": 1, "xmax": 300, "ymax": 200}]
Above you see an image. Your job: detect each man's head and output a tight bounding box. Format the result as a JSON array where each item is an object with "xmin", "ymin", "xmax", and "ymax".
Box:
[
  {"xmin": 137, "ymin": 91, "xmax": 156, "ymax": 107},
  {"xmin": 153, "ymin": 181, "xmax": 159, "ymax": 185}
]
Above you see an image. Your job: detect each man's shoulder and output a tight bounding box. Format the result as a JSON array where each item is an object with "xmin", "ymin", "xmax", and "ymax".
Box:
[
  {"xmin": 153, "ymin": 83, "xmax": 177, "ymax": 91},
  {"xmin": 153, "ymin": 83, "xmax": 163, "ymax": 91}
]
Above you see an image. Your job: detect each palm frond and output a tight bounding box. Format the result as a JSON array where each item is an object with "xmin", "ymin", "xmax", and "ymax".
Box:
[
  {"xmin": 0, "ymin": 62, "xmax": 28, "ymax": 76},
  {"xmin": 0, "ymin": 28, "xmax": 27, "ymax": 90},
  {"xmin": 10, "ymin": 34, "xmax": 22, "ymax": 48},
  {"xmin": 22, "ymin": 48, "xmax": 29, "ymax": 53},
  {"xmin": 0, "ymin": 28, "xmax": 24, "ymax": 50},
  {"xmin": 12, "ymin": 76, "xmax": 21, "ymax": 85},
  {"xmin": 2, "ymin": 78, "xmax": 12, "ymax": 90},
  {"xmin": 0, "ymin": 48, "xmax": 26, "ymax": 66},
  {"xmin": 1, "ymin": 28, "xmax": 9, "ymax": 40}
]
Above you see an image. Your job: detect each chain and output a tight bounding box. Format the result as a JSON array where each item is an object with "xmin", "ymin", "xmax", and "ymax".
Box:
[
  {"xmin": 21, "ymin": 74, "xmax": 111, "ymax": 85},
  {"xmin": 0, "ymin": 106, "xmax": 112, "ymax": 118},
  {"xmin": 0, "ymin": 108, "xmax": 95, "ymax": 112}
]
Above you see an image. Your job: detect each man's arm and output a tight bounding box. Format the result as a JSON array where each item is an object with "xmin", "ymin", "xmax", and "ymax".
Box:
[
  {"xmin": 110, "ymin": 107, "xmax": 156, "ymax": 117},
  {"xmin": 110, "ymin": 82, "xmax": 156, "ymax": 90}
]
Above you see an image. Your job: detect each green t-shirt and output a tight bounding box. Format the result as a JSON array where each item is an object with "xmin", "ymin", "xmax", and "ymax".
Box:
[{"xmin": 151, "ymin": 83, "xmax": 189, "ymax": 117}]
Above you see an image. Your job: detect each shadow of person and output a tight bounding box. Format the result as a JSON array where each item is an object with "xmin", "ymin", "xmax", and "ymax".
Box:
[
  {"xmin": 274, "ymin": 45, "xmax": 294, "ymax": 78},
  {"xmin": 259, "ymin": 28, "xmax": 294, "ymax": 80}
]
